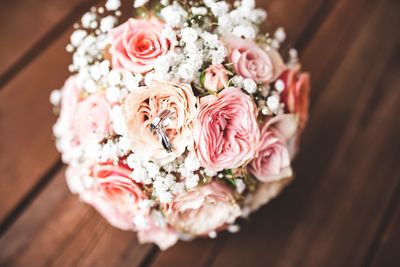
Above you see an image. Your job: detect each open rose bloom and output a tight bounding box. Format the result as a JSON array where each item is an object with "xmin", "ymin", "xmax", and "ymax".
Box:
[{"xmin": 51, "ymin": 0, "xmax": 310, "ymax": 250}]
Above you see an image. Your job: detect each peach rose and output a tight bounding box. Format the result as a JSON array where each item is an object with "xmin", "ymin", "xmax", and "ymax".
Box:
[
  {"xmin": 80, "ymin": 161, "xmax": 146, "ymax": 231},
  {"xmin": 223, "ymin": 35, "xmax": 286, "ymax": 84},
  {"xmin": 201, "ymin": 64, "xmax": 230, "ymax": 92},
  {"xmin": 280, "ymin": 65, "xmax": 311, "ymax": 131},
  {"xmin": 246, "ymin": 177, "xmax": 293, "ymax": 212},
  {"xmin": 248, "ymin": 114, "xmax": 298, "ymax": 182},
  {"xmin": 195, "ymin": 87, "xmax": 260, "ymax": 171},
  {"xmin": 134, "ymin": 211, "xmax": 178, "ymax": 250},
  {"xmin": 164, "ymin": 182, "xmax": 241, "ymax": 235},
  {"xmin": 109, "ymin": 18, "xmax": 172, "ymax": 73},
  {"xmin": 73, "ymin": 92, "xmax": 112, "ymax": 145},
  {"xmin": 123, "ymin": 81, "xmax": 197, "ymax": 165}
]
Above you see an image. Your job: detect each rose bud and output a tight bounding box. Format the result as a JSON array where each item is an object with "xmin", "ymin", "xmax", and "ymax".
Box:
[
  {"xmin": 200, "ymin": 64, "xmax": 230, "ymax": 92},
  {"xmin": 280, "ymin": 65, "xmax": 311, "ymax": 131}
]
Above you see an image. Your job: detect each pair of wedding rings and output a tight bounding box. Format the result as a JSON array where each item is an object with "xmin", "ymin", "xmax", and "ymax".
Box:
[{"xmin": 150, "ymin": 109, "xmax": 174, "ymax": 153}]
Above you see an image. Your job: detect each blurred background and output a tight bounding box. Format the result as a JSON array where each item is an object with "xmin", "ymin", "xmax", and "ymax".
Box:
[{"xmin": 0, "ymin": 0, "xmax": 399, "ymax": 266}]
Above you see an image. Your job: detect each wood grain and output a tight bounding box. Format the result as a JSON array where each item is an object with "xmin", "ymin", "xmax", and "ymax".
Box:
[
  {"xmin": 370, "ymin": 191, "xmax": 400, "ymax": 267},
  {"xmin": 1, "ymin": 0, "xmax": 400, "ymax": 266},
  {"xmin": 0, "ymin": 0, "xmax": 100, "ymax": 85},
  {"xmin": 301, "ymin": 0, "xmax": 378, "ymax": 105},
  {"xmin": 259, "ymin": 0, "xmax": 330, "ymax": 46},
  {"xmin": 0, "ymin": 31, "xmax": 70, "ymax": 226}
]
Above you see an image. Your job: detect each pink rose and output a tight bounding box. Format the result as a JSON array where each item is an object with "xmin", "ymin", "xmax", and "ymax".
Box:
[
  {"xmin": 73, "ymin": 93, "xmax": 112, "ymax": 144},
  {"xmin": 109, "ymin": 18, "xmax": 172, "ymax": 73},
  {"xmin": 53, "ymin": 76, "xmax": 82, "ymax": 159},
  {"xmin": 201, "ymin": 64, "xmax": 230, "ymax": 92},
  {"xmin": 123, "ymin": 81, "xmax": 197, "ymax": 165},
  {"xmin": 280, "ymin": 65, "xmax": 311, "ymax": 131},
  {"xmin": 80, "ymin": 161, "xmax": 146, "ymax": 231},
  {"xmin": 164, "ymin": 182, "xmax": 241, "ymax": 235},
  {"xmin": 59, "ymin": 76, "xmax": 81, "ymax": 131},
  {"xmin": 269, "ymin": 114, "xmax": 300, "ymax": 159},
  {"xmin": 223, "ymin": 35, "xmax": 286, "ymax": 84},
  {"xmin": 195, "ymin": 87, "xmax": 260, "ymax": 171},
  {"xmin": 248, "ymin": 114, "xmax": 298, "ymax": 182}
]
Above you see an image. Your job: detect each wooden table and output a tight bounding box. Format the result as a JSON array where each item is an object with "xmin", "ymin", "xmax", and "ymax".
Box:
[{"xmin": 0, "ymin": 0, "xmax": 399, "ymax": 266}]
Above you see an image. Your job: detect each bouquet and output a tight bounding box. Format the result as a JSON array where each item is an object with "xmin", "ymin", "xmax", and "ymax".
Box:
[{"xmin": 51, "ymin": 0, "xmax": 310, "ymax": 250}]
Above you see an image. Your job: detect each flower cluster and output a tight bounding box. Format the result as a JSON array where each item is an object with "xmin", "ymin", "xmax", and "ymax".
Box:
[{"xmin": 51, "ymin": 0, "xmax": 310, "ymax": 250}]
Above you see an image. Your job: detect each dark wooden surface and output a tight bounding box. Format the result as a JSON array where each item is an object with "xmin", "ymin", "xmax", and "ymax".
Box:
[{"xmin": 0, "ymin": 0, "xmax": 399, "ymax": 266}]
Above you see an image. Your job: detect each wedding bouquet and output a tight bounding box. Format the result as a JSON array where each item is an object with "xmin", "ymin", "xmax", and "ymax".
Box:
[{"xmin": 51, "ymin": 0, "xmax": 310, "ymax": 250}]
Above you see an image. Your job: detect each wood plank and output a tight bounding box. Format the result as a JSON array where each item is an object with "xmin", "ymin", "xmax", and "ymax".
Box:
[
  {"xmin": 0, "ymin": 0, "xmax": 98, "ymax": 82},
  {"xmin": 148, "ymin": 235, "xmax": 228, "ymax": 267},
  {"xmin": 261, "ymin": 0, "xmax": 332, "ymax": 45},
  {"xmin": 208, "ymin": 0, "xmax": 400, "ymax": 266},
  {"xmin": 0, "ymin": 31, "xmax": 70, "ymax": 226},
  {"xmin": 0, "ymin": 168, "xmax": 152, "ymax": 266},
  {"xmin": 302, "ymin": 0, "xmax": 377, "ymax": 104}
]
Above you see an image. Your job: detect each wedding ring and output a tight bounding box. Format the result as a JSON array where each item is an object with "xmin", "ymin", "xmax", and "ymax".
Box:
[
  {"xmin": 155, "ymin": 126, "xmax": 173, "ymax": 153},
  {"xmin": 150, "ymin": 109, "xmax": 173, "ymax": 130}
]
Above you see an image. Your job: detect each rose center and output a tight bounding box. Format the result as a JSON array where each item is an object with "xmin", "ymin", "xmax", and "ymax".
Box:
[{"xmin": 137, "ymin": 39, "xmax": 152, "ymax": 52}]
